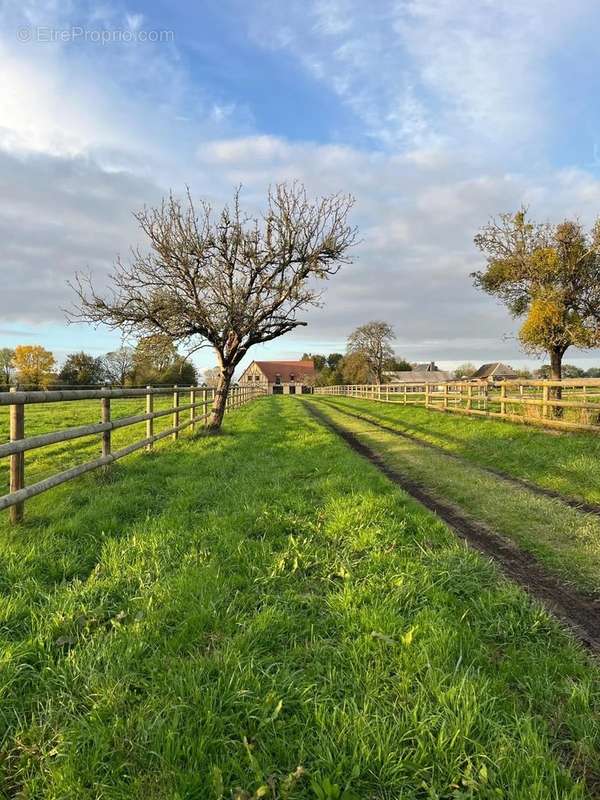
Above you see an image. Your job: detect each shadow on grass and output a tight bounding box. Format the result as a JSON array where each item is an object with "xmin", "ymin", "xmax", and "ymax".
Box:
[
  {"xmin": 0, "ymin": 399, "xmax": 598, "ymax": 798},
  {"xmin": 315, "ymin": 396, "xmax": 600, "ymax": 503}
]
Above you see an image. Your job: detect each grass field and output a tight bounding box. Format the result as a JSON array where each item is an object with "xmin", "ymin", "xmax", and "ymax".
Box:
[
  {"xmin": 0, "ymin": 397, "xmax": 600, "ymax": 798},
  {"xmin": 306, "ymin": 398, "xmax": 600, "ymax": 597},
  {"xmin": 0, "ymin": 393, "xmax": 200, "ymax": 491},
  {"xmin": 312, "ymin": 396, "xmax": 600, "ymax": 505}
]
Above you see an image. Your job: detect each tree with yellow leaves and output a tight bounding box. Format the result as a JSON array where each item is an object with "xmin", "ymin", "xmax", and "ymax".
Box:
[
  {"xmin": 473, "ymin": 210, "xmax": 600, "ymax": 381},
  {"xmin": 13, "ymin": 345, "xmax": 56, "ymax": 388}
]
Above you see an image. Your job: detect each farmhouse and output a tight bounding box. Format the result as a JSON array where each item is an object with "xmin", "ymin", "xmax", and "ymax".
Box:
[
  {"xmin": 239, "ymin": 359, "xmax": 315, "ymax": 394},
  {"xmin": 472, "ymin": 362, "xmax": 518, "ymax": 382}
]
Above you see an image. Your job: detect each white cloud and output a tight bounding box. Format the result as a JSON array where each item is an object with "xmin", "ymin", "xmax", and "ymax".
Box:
[
  {"xmin": 5, "ymin": 130, "xmax": 600, "ymax": 367},
  {"xmin": 0, "ymin": 0, "xmax": 240, "ymax": 175},
  {"xmin": 3, "ymin": 0, "xmax": 600, "ymax": 370},
  {"xmin": 244, "ymin": 0, "xmax": 598, "ymax": 156},
  {"xmin": 125, "ymin": 12, "xmax": 143, "ymax": 31},
  {"xmin": 201, "ymin": 135, "xmax": 293, "ymax": 164}
]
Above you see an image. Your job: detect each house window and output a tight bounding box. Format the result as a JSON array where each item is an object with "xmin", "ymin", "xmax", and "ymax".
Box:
[
  {"xmin": 275, "ymin": 374, "xmax": 281, "ymax": 385},
  {"xmin": 290, "ymin": 373, "xmax": 295, "ymax": 382},
  {"xmin": 255, "ymin": 374, "xmax": 260, "ymax": 382},
  {"xmin": 247, "ymin": 374, "xmax": 253, "ymax": 382}
]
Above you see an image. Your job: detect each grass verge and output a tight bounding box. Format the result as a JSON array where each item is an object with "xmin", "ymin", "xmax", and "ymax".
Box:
[
  {"xmin": 313, "ymin": 396, "xmax": 600, "ymax": 505},
  {"xmin": 308, "ymin": 397, "xmax": 600, "ymax": 596},
  {"xmin": 0, "ymin": 397, "xmax": 599, "ymax": 798}
]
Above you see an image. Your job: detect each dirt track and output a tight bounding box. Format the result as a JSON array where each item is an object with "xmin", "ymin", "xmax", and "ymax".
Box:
[
  {"xmin": 306, "ymin": 400, "xmax": 600, "ymax": 653},
  {"xmin": 315, "ymin": 396, "xmax": 600, "ymax": 517}
]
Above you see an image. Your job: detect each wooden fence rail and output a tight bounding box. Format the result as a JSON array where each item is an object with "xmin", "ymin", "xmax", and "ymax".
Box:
[
  {"xmin": 315, "ymin": 379, "xmax": 600, "ymax": 434},
  {"xmin": 0, "ymin": 383, "xmax": 265, "ymax": 523}
]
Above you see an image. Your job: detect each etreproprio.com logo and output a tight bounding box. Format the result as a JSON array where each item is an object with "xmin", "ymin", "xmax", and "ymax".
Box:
[{"xmin": 17, "ymin": 26, "xmax": 175, "ymax": 44}]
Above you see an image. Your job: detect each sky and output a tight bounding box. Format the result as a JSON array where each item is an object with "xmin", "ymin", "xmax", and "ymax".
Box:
[{"xmin": 2, "ymin": 0, "xmax": 600, "ymax": 376}]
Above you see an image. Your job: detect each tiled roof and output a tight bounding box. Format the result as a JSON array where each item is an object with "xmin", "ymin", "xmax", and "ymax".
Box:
[
  {"xmin": 250, "ymin": 360, "xmax": 315, "ymax": 383},
  {"xmin": 472, "ymin": 362, "xmax": 516, "ymax": 379}
]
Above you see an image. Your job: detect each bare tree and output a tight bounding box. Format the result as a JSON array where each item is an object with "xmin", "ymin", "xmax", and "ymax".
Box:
[
  {"xmin": 103, "ymin": 346, "xmax": 135, "ymax": 386},
  {"xmin": 202, "ymin": 366, "xmax": 221, "ymax": 387},
  {"xmin": 71, "ymin": 183, "xmax": 356, "ymax": 430},
  {"xmin": 453, "ymin": 362, "xmax": 477, "ymax": 379},
  {"xmin": 346, "ymin": 321, "xmax": 395, "ymax": 383}
]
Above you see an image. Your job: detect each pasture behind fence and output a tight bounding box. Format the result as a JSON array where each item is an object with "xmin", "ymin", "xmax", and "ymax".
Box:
[
  {"xmin": 0, "ymin": 383, "xmax": 265, "ymax": 523},
  {"xmin": 315, "ymin": 379, "xmax": 600, "ymax": 433}
]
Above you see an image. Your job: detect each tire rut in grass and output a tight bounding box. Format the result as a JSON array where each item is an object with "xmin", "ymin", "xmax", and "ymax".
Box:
[
  {"xmin": 313, "ymin": 396, "xmax": 600, "ymax": 518},
  {"xmin": 305, "ymin": 401, "xmax": 600, "ymax": 653}
]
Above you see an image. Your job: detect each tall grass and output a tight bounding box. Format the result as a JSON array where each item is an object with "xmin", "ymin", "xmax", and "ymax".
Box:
[
  {"xmin": 315, "ymin": 396, "xmax": 600, "ymax": 504},
  {"xmin": 0, "ymin": 399, "xmax": 598, "ymax": 797}
]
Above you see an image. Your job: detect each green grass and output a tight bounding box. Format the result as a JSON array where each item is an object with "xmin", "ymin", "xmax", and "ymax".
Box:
[
  {"xmin": 0, "ymin": 393, "xmax": 201, "ymax": 490},
  {"xmin": 306, "ymin": 398, "xmax": 600, "ymax": 595},
  {"xmin": 313, "ymin": 396, "xmax": 600, "ymax": 505},
  {"xmin": 0, "ymin": 398, "xmax": 599, "ymax": 798}
]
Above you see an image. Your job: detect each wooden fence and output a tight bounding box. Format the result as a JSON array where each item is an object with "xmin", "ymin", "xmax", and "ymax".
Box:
[
  {"xmin": 315, "ymin": 379, "xmax": 600, "ymax": 433},
  {"xmin": 0, "ymin": 383, "xmax": 264, "ymax": 523}
]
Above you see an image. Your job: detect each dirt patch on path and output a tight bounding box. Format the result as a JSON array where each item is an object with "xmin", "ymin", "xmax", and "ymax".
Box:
[
  {"xmin": 314, "ymin": 396, "xmax": 600, "ymax": 518},
  {"xmin": 306, "ymin": 401, "xmax": 600, "ymax": 653}
]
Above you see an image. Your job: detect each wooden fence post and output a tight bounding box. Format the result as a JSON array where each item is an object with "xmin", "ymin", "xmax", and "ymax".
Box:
[
  {"xmin": 9, "ymin": 387, "xmax": 25, "ymax": 524},
  {"xmin": 425, "ymin": 384, "xmax": 430, "ymax": 408},
  {"xmin": 467, "ymin": 384, "xmax": 473, "ymax": 412},
  {"xmin": 443, "ymin": 383, "xmax": 448, "ymax": 409},
  {"xmin": 173, "ymin": 384, "xmax": 179, "ymax": 439},
  {"xmin": 500, "ymin": 382, "xmax": 507, "ymax": 417},
  {"xmin": 203, "ymin": 387, "xmax": 208, "ymax": 427},
  {"xmin": 190, "ymin": 386, "xmax": 196, "ymax": 433},
  {"xmin": 146, "ymin": 386, "xmax": 153, "ymax": 450},
  {"xmin": 542, "ymin": 383, "xmax": 549, "ymax": 419},
  {"xmin": 101, "ymin": 387, "xmax": 111, "ymax": 469}
]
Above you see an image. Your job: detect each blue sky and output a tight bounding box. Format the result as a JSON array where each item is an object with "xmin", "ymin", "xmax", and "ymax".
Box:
[{"xmin": 2, "ymin": 0, "xmax": 600, "ymax": 375}]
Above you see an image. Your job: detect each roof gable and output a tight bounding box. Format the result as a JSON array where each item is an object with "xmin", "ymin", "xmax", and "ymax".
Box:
[
  {"xmin": 244, "ymin": 360, "xmax": 315, "ymax": 383},
  {"xmin": 472, "ymin": 362, "xmax": 517, "ymax": 379}
]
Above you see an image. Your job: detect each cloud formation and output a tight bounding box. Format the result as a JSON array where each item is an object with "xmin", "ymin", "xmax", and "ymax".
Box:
[{"xmin": 2, "ymin": 0, "xmax": 600, "ymax": 369}]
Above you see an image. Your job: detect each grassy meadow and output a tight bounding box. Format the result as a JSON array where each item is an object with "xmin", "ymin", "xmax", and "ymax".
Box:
[
  {"xmin": 0, "ymin": 397, "xmax": 599, "ymax": 797},
  {"xmin": 0, "ymin": 392, "xmax": 205, "ymax": 491},
  {"xmin": 312, "ymin": 395, "xmax": 600, "ymax": 505},
  {"xmin": 306, "ymin": 397, "xmax": 600, "ymax": 596}
]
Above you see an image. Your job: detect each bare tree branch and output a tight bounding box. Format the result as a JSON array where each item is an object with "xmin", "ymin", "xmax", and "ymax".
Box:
[{"xmin": 70, "ymin": 182, "xmax": 356, "ymax": 429}]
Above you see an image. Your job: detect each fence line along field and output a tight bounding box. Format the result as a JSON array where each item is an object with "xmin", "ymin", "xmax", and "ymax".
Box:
[
  {"xmin": 0, "ymin": 383, "xmax": 265, "ymax": 523},
  {"xmin": 316, "ymin": 378, "xmax": 600, "ymax": 432}
]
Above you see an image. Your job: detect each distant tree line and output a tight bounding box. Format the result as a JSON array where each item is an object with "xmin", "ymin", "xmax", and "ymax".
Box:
[
  {"xmin": 302, "ymin": 327, "xmax": 600, "ymax": 387},
  {"xmin": 0, "ymin": 334, "xmax": 198, "ymax": 389}
]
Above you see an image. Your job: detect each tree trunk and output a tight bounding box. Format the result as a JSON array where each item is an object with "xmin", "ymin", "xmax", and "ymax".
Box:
[
  {"xmin": 550, "ymin": 349, "xmax": 562, "ymax": 381},
  {"xmin": 549, "ymin": 348, "xmax": 563, "ymax": 418},
  {"xmin": 206, "ymin": 364, "xmax": 234, "ymax": 432}
]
